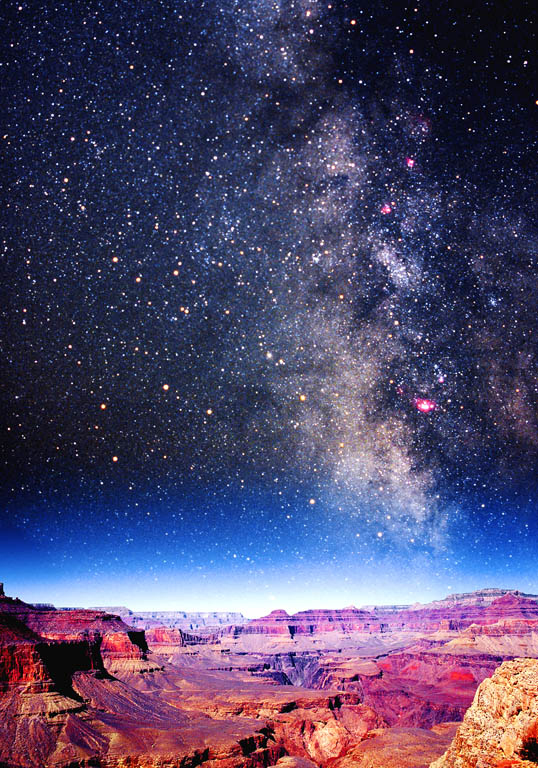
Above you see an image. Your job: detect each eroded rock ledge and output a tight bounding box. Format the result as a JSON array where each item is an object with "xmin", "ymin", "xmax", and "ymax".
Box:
[{"xmin": 431, "ymin": 658, "xmax": 538, "ymax": 768}]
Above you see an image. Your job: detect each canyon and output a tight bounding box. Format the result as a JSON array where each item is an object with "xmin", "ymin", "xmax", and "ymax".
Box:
[{"xmin": 2, "ymin": 582, "xmax": 538, "ymax": 767}]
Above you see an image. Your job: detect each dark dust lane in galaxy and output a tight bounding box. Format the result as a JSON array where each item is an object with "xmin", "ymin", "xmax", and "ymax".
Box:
[{"xmin": 1, "ymin": 0, "xmax": 537, "ymax": 612}]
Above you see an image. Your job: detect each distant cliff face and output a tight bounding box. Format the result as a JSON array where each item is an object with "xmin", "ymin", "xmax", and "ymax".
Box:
[
  {"xmin": 430, "ymin": 658, "xmax": 538, "ymax": 768},
  {"xmin": 413, "ymin": 589, "xmax": 538, "ymax": 610},
  {"xmin": 94, "ymin": 591, "xmax": 538, "ymax": 639},
  {"xmin": 92, "ymin": 606, "xmax": 249, "ymax": 632},
  {"xmin": 232, "ymin": 593, "xmax": 538, "ymax": 638}
]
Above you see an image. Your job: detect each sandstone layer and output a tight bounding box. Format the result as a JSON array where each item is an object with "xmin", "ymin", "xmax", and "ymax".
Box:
[{"xmin": 329, "ymin": 724, "xmax": 459, "ymax": 768}]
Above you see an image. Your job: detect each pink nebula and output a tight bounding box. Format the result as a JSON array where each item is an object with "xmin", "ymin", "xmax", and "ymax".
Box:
[{"xmin": 414, "ymin": 397, "xmax": 437, "ymax": 413}]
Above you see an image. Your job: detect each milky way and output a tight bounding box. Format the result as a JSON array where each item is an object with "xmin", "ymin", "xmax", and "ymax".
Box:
[{"xmin": 1, "ymin": 0, "xmax": 537, "ymax": 611}]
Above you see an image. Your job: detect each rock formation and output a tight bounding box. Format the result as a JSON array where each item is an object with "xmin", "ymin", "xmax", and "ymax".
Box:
[
  {"xmin": 414, "ymin": 589, "xmax": 538, "ymax": 610},
  {"xmin": 0, "ymin": 589, "xmax": 159, "ymax": 676},
  {"xmin": 0, "ymin": 587, "xmax": 386, "ymax": 767},
  {"xmin": 431, "ymin": 658, "xmax": 538, "ymax": 767}
]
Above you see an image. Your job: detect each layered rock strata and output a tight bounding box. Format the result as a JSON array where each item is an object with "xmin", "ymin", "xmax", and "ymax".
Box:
[
  {"xmin": 232, "ymin": 594, "xmax": 538, "ymax": 638},
  {"xmin": 93, "ymin": 606, "xmax": 248, "ymax": 632},
  {"xmin": 0, "ymin": 591, "xmax": 158, "ymax": 675}
]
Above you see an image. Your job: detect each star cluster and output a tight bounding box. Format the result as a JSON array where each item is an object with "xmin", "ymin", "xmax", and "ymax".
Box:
[{"xmin": 1, "ymin": 0, "xmax": 537, "ymax": 610}]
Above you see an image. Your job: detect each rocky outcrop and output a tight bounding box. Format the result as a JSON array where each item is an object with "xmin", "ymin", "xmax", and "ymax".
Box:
[
  {"xmin": 145, "ymin": 626, "xmax": 187, "ymax": 647},
  {"xmin": 266, "ymin": 696, "xmax": 385, "ymax": 764},
  {"xmin": 272, "ymin": 758, "xmax": 319, "ymax": 768},
  {"xmin": 145, "ymin": 625, "xmax": 221, "ymax": 650},
  {"xmin": 0, "ymin": 609, "xmax": 104, "ymax": 699},
  {"xmin": 0, "ymin": 592, "xmax": 159, "ymax": 675},
  {"xmin": 431, "ymin": 658, "xmax": 538, "ymax": 767}
]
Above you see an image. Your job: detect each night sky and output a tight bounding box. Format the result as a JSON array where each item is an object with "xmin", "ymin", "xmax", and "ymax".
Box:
[{"xmin": 1, "ymin": 0, "xmax": 537, "ymax": 613}]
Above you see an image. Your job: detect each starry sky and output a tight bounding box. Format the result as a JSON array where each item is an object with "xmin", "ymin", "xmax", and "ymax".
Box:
[{"xmin": 1, "ymin": 0, "xmax": 537, "ymax": 614}]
